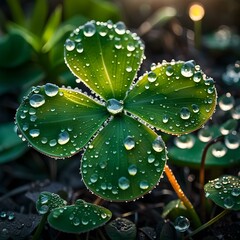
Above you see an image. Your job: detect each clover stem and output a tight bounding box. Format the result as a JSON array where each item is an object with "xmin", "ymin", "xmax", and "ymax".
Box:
[
  {"xmin": 164, "ymin": 164, "xmax": 201, "ymax": 228},
  {"xmin": 32, "ymin": 213, "xmax": 48, "ymax": 240},
  {"xmin": 185, "ymin": 209, "xmax": 230, "ymax": 239},
  {"xmin": 194, "ymin": 20, "xmax": 201, "ymax": 49},
  {"xmin": 199, "ymin": 135, "xmax": 224, "ymax": 217}
]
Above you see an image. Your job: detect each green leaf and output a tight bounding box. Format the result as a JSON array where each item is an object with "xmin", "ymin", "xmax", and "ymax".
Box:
[
  {"xmin": 36, "ymin": 191, "xmax": 67, "ymax": 215},
  {"xmin": 6, "ymin": 0, "xmax": 25, "ymax": 26},
  {"xmin": 204, "ymin": 175, "xmax": 240, "ymax": 211},
  {"xmin": 29, "ymin": 0, "xmax": 48, "ymax": 36},
  {"xmin": 15, "ymin": 84, "xmax": 109, "ymax": 158},
  {"xmin": 64, "ymin": 20, "xmax": 145, "ymax": 100},
  {"xmin": 125, "ymin": 60, "xmax": 217, "ymax": 135},
  {"xmin": 0, "ymin": 122, "xmax": 27, "ymax": 164},
  {"xmin": 81, "ymin": 114, "xmax": 167, "ymax": 201},
  {"xmin": 47, "ymin": 199, "xmax": 112, "ymax": 233},
  {"xmin": 0, "ymin": 33, "xmax": 31, "ymax": 68},
  {"xmin": 168, "ymin": 125, "xmax": 240, "ymax": 168},
  {"xmin": 42, "ymin": 5, "xmax": 62, "ymax": 44}
]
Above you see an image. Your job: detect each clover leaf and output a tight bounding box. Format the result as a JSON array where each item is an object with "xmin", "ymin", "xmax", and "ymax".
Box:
[{"xmin": 15, "ymin": 21, "xmax": 217, "ymax": 201}]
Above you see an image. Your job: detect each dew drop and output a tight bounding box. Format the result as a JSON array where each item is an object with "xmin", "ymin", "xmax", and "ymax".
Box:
[
  {"xmin": 224, "ymin": 132, "xmax": 239, "ymax": 149},
  {"xmin": 231, "ymin": 105, "xmax": 240, "ymax": 119},
  {"xmin": 152, "ymin": 136, "xmax": 165, "ymax": 152},
  {"xmin": 44, "ymin": 83, "xmax": 59, "ymax": 97},
  {"xmin": 106, "ymin": 99, "xmax": 123, "ymax": 115},
  {"xmin": 148, "ymin": 154, "xmax": 155, "ymax": 163},
  {"xmin": 90, "ymin": 174, "xmax": 98, "ymax": 183},
  {"xmin": 148, "ymin": 71, "xmax": 157, "ymax": 82},
  {"xmin": 65, "ymin": 39, "xmax": 75, "ymax": 51},
  {"xmin": 139, "ymin": 180, "xmax": 149, "ymax": 190},
  {"xmin": 82, "ymin": 218, "xmax": 89, "ymax": 225},
  {"xmin": 231, "ymin": 187, "xmax": 240, "ymax": 197},
  {"xmin": 219, "ymin": 93, "xmax": 235, "ymax": 111},
  {"xmin": 166, "ymin": 66, "xmax": 174, "ymax": 76},
  {"xmin": 211, "ymin": 142, "xmax": 227, "ymax": 158},
  {"xmin": 83, "ymin": 22, "xmax": 96, "ymax": 37},
  {"xmin": 73, "ymin": 217, "xmax": 80, "ymax": 226},
  {"xmin": 181, "ymin": 60, "xmax": 195, "ymax": 77},
  {"xmin": 127, "ymin": 43, "xmax": 135, "ymax": 52},
  {"xmin": 223, "ymin": 196, "xmax": 234, "ymax": 209},
  {"xmin": 8, "ymin": 212, "xmax": 15, "ymax": 221},
  {"xmin": 214, "ymin": 182, "xmax": 222, "ymax": 189},
  {"xmin": 30, "ymin": 94, "xmax": 45, "ymax": 108},
  {"xmin": 115, "ymin": 21, "xmax": 126, "ymax": 35},
  {"xmin": 99, "ymin": 25, "xmax": 108, "ymax": 36},
  {"xmin": 41, "ymin": 137, "xmax": 48, "ymax": 144},
  {"xmin": 101, "ymin": 213, "xmax": 107, "ymax": 219},
  {"xmin": 198, "ymin": 127, "xmax": 213, "ymax": 142},
  {"xmin": 128, "ymin": 164, "xmax": 137, "ymax": 176},
  {"xmin": 38, "ymin": 205, "xmax": 49, "ymax": 215},
  {"xmin": 76, "ymin": 43, "xmax": 84, "ymax": 53},
  {"xmin": 174, "ymin": 216, "xmax": 190, "ymax": 232},
  {"xmin": 174, "ymin": 135, "xmax": 195, "ymax": 149},
  {"xmin": 49, "ymin": 139, "xmax": 57, "ymax": 147},
  {"xmin": 192, "ymin": 104, "xmax": 199, "ymax": 113},
  {"xmin": 193, "ymin": 71, "xmax": 202, "ymax": 82},
  {"xmin": 180, "ymin": 107, "xmax": 191, "ymax": 120},
  {"xmin": 118, "ymin": 177, "xmax": 130, "ymax": 190},
  {"xmin": 58, "ymin": 131, "xmax": 70, "ymax": 145},
  {"xmin": 29, "ymin": 129, "xmax": 40, "ymax": 138},
  {"xmin": 126, "ymin": 66, "xmax": 132, "ymax": 72},
  {"xmin": 124, "ymin": 136, "xmax": 135, "ymax": 150},
  {"xmin": 162, "ymin": 114, "xmax": 169, "ymax": 123},
  {"xmin": 220, "ymin": 119, "xmax": 238, "ymax": 135}
]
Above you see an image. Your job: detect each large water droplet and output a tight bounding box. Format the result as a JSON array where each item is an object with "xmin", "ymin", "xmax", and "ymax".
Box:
[
  {"xmin": 211, "ymin": 142, "xmax": 227, "ymax": 158},
  {"xmin": 193, "ymin": 71, "xmax": 202, "ymax": 82},
  {"xmin": 44, "ymin": 83, "xmax": 59, "ymax": 97},
  {"xmin": 118, "ymin": 177, "xmax": 130, "ymax": 190},
  {"xmin": 73, "ymin": 217, "xmax": 80, "ymax": 226},
  {"xmin": 127, "ymin": 43, "xmax": 135, "ymax": 52},
  {"xmin": 220, "ymin": 119, "xmax": 238, "ymax": 135},
  {"xmin": 174, "ymin": 135, "xmax": 195, "ymax": 149},
  {"xmin": 128, "ymin": 164, "xmax": 137, "ymax": 176},
  {"xmin": 162, "ymin": 114, "xmax": 169, "ymax": 123},
  {"xmin": 30, "ymin": 94, "xmax": 45, "ymax": 108},
  {"xmin": 181, "ymin": 60, "xmax": 195, "ymax": 77},
  {"xmin": 38, "ymin": 205, "xmax": 49, "ymax": 214},
  {"xmin": 148, "ymin": 72, "xmax": 157, "ymax": 82},
  {"xmin": 152, "ymin": 136, "xmax": 165, "ymax": 152},
  {"xmin": 180, "ymin": 107, "xmax": 191, "ymax": 120},
  {"xmin": 174, "ymin": 216, "xmax": 190, "ymax": 232},
  {"xmin": 106, "ymin": 99, "xmax": 123, "ymax": 115},
  {"xmin": 166, "ymin": 66, "xmax": 174, "ymax": 76},
  {"xmin": 76, "ymin": 43, "xmax": 84, "ymax": 53},
  {"xmin": 231, "ymin": 105, "xmax": 240, "ymax": 119},
  {"xmin": 148, "ymin": 154, "xmax": 155, "ymax": 163},
  {"xmin": 192, "ymin": 104, "xmax": 200, "ymax": 113},
  {"xmin": 65, "ymin": 39, "xmax": 75, "ymax": 51},
  {"xmin": 83, "ymin": 22, "xmax": 96, "ymax": 37},
  {"xmin": 198, "ymin": 127, "xmax": 213, "ymax": 142},
  {"xmin": 223, "ymin": 196, "xmax": 234, "ymax": 209},
  {"xmin": 219, "ymin": 93, "xmax": 235, "ymax": 111},
  {"xmin": 90, "ymin": 174, "xmax": 98, "ymax": 183},
  {"xmin": 58, "ymin": 131, "xmax": 70, "ymax": 145},
  {"xmin": 29, "ymin": 129, "xmax": 40, "ymax": 138},
  {"xmin": 224, "ymin": 132, "xmax": 239, "ymax": 149},
  {"xmin": 231, "ymin": 187, "xmax": 240, "ymax": 197},
  {"xmin": 139, "ymin": 180, "xmax": 149, "ymax": 190},
  {"xmin": 124, "ymin": 136, "xmax": 135, "ymax": 150},
  {"xmin": 115, "ymin": 21, "xmax": 126, "ymax": 35}
]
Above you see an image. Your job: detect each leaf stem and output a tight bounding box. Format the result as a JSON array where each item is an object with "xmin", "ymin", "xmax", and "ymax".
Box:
[
  {"xmin": 164, "ymin": 164, "xmax": 201, "ymax": 228},
  {"xmin": 185, "ymin": 209, "xmax": 230, "ymax": 239},
  {"xmin": 32, "ymin": 213, "xmax": 48, "ymax": 240}
]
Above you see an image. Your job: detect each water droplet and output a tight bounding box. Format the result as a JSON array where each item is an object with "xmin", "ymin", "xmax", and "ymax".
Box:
[
  {"xmin": 41, "ymin": 137, "xmax": 48, "ymax": 144},
  {"xmin": 99, "ymin": 25, "xmax": 108, "ymax": 36},
  {"xmin": 58, "ymin": 131, "xmax": 70, "ymax": 145},
  {"xmin": 126, "ymin": 66, "xmax": 132, "ymax": 72},
  {"xmin": 193, "ymin": 71, "xmax": 202, "ymax": 82},
  {"xmin": 174, "ymin": 216, "xmax": 190, "ymax": 232},
  {"xmin": 223, "ymin": 196, "xmax": 234, "ymax": 209},
  {"xmin": 124, "ymin": 136, "xmax": 135, "ymax": 150},
  {"xmin": 44, "ymin": 83, "xmax": 59, "ymax": 97},
  {"xmin": 30, "ymin": 94, "xmax": 45, "ymax": 108},
  {"xmin": 231, "ymin": 187, "xmax": 240, "ymax": 197},
  {"xmin": 174, "ymin": 135, "xmax": 195, "ymax": 149},
  {"xmin": 65, "ymin": 39, "xmax": 75, "ymax": 51},
  {"xmin": 40, "ymin": 194, "xmax": 49, "ymax": 204},
  {"xmin": 231, "ymin": 105, "xmax": 240, "ymax": 119},
  {"xmin": 180, "ymin": 107, "xmax": 191, "ymax": 120},
  {"xmin": 128, "ymin": 164, "xmax": 137, "ymax": 176},
  {"xmin": 73, "ymin": 217, "xmax": 80, "ymax": 226},
  {"xmin": 83, "ymin": 22, "xmax": 96, "ymax": 37},
  {"xmin": 76, "ymin": 43, "xmax": 84, "ymax": 53},
  {"xmin": 224, "ymin": 132, "xmax": 239, "ymax": 149},
  {"xmin": 166, "ymin": 66, "xmax": 174, "ymax": 76},
  {"xmin": 49, "ymin": 139, "xmax": 57, "ymax": 147},
  {"xmin": 29, "ymin": 129, "xmax": 40, "ymax": 138},
  {"xmin": 220, "ymin": 119, "xmax": 238, "ymax": 135},
  {"xmin": 99, "ymin": 160, "xmax": 107, "ymax": 169},
  {"xmin": 198, "ymin": 127, "xmax": 213, "ymax": 142},
  {"xmin": 118, "ymin": 177, "xmax": 130, "ymax": 190},
  {"xmin": 139, "ymin": 180, "xmax": 149, "ymax": 190},
  {"xmin": 90, "ymin": 174, "xmax": 98, "ymax": 183},
  {"xmin": 82, "ymin": 218, "xmax": 89, "ymax": 225},
  {"xmin": 115, "ymin": 21, "xmax": 126, "ymax": 35},
  {"xmin": 127, "ymin": 43, "xmax": 135, "ymax": 52},
  {"xmin": 38, "ymin": 205, "xmax": 49, "ymax": 214},
  {"xmin": 106, "ymin": 99, "xmax": 123, "ymax": 115},
  {"xmin": 212, "ymin": 142, "xmax": 227, "ymax": 158},
  {"xmin": 162, "ymin": 114, "xmax": 169, "ymax": 123},
  {"xmin": 214, "ymin": 182, "xmax": 222, "ymax": 189},
  {"xmin": 114, "ymin": 38, "xmax": 122, "ymax": 49},
  {"xmin": 0, "ymin": 212, "xmax": 7, "ymax": 218},
  {"xmin": 1, "ymin": 228, "xmax": 9, "ymax": 237},
  {"xmin": 219, "ymin": 93, "xmax": 235, "ymax": 111},
  {"xmin": 101, "ymin": 213, "xmax": 107, "ymax": 219},
  {"xmin": 181, "ymin": 60, "xmax": 195, "ymax": 77},
  {"xmin": 152, "ymin": 136, "xmax": 165, "ymax": 152},
  {"xmin": 148, "ymin": 154, "xmax": 155, "ymax": 163},
  {"xmin": 192, "ymin": 104, "xmax": 199, "ymax": 113},
  {"xmin": 7, "ymin": 212, "xmax": 15, "ymax": 221},
  {"xmin": 148, "ymin": 71, "xmax": 157, "ymax": 82}
]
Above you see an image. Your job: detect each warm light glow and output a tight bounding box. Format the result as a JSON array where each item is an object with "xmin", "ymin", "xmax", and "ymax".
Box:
[{"xmin": 189, "ymin": 3, "xmax": 205, "ymax": 21}]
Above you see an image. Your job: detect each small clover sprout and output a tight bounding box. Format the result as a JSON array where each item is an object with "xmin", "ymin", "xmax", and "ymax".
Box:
[
  {"xmin": 15, "ymin": 21, "xmax": 217, "ymax": 201},
  {"xmin": 204, "ymin": 175, "xmax": 240, "ymax": 211}
]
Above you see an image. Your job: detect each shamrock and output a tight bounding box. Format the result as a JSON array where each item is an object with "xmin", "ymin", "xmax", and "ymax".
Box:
[{"xmin": 16, "ymin": 21, "xmax": 217, "ymax": 201}]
